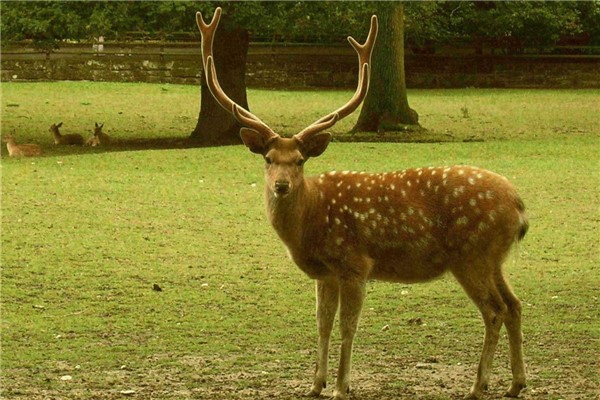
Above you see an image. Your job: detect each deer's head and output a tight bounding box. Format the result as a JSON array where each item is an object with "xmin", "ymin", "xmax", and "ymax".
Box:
[{"xmin": 196, "ymin": 8, "xmax": 377, "ymax": 198}]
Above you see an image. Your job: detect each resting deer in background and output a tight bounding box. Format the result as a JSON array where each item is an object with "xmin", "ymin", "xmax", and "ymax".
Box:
[
  {"xmin": 86, "ymin": 122, "xmax": 110, "ymax": 147},
  {"xmin": 197, "ymin": 8, "xmax": 528, "ymax": 400},
  {"xmin": 49, "ymin": 122, "xmax": 85, "ymax": 145},
  {"xmin": 2, "ymin": 133, "xmax": 42, "ymax": 157}
]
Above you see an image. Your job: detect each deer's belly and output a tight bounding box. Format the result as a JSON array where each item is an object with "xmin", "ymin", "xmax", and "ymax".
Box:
[{"xmin": 369, "ymin": 251, "xmax": 449, "ymax": 283}]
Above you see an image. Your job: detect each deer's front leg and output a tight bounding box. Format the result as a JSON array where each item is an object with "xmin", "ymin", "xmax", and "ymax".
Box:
[
  {"xmin": 334, "ymin": 278, "xmax": 366, "ymax": 400},
  {"xmin": 307, "ymin": 279, "xmax": 339, "ymax": 397}
]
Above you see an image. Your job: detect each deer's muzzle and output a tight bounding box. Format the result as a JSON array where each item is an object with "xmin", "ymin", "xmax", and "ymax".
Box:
[{"xmin": 274, "ymin": 180, "xmax": 291, "ymax": 197}]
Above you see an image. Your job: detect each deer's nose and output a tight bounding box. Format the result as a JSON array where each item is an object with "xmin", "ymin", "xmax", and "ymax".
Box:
[{"xmin": 274, "ymin": 180, "xmax": 290, "ymax": 195}]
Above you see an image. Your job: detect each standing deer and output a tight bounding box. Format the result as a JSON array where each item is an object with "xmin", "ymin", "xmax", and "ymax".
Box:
[
  {"xmin": 49, "ymin": 122, "xmax": 85, "ymax": 145},
  {"xmin": 197, "ymin": 8, "xmax": 527, "ymax": 400}
]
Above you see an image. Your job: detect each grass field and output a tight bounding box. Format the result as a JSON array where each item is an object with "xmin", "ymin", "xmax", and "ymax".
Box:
[{"xmin": 1, "ymin": 82, "xmax": 599, "ymax": 399}]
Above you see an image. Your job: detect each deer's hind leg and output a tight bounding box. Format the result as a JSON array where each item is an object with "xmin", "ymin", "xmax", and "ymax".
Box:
[
  {"xmin": 452, "ymin": 264, "xmax": 508, "ymax": 400},
  {"xmin": 307, "ymin": 278, "xmax": 339, "ymax": 397},
  {"xmin": 495, "ymin": 271, "xmax": 526, "ymax": 397}
]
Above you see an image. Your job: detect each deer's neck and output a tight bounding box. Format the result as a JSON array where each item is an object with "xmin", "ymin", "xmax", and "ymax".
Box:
[{"xmin": 265, "ymin": 179, "xmax": 319, "ymax": 246}]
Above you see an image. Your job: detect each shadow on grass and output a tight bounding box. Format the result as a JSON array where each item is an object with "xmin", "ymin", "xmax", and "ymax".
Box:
[{"xmin": 1, "ymin": 130, "xmax": 478, "ymax": 160}]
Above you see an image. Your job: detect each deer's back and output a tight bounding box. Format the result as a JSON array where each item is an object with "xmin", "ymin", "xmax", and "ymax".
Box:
[{"xmin": 56, "ymin": 134, "xmax": 84, "ymax": 145}]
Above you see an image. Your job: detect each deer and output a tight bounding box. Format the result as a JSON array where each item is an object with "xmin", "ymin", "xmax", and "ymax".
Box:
[
  {"xmin": 2, "ymin": 133, "xmax": 43, "ymax": 157},
  {"xmin": 197, "ymin": 8, "xmax": 528, "ymax": 400},
  {"xmin": 86, "ymin": 122, "xmax": 110, "ymax": 147},
  {"xmin": 49, "ymin": 122, "xmax": 84, "ymax": 145}
]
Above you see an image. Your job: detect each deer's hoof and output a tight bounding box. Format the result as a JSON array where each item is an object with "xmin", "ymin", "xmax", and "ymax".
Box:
[{"xmin": 504, "ymin": 382, "xmax": 526, "ymax": 398}]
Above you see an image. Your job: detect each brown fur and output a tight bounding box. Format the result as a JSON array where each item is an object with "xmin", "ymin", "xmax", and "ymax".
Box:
[
  {"xmin": 2, "ymin": 134, "xmax": 42, "ymax": 157},
  {"xmin": 49, "ymin": 122, "xmax": 84, "ymax": 145},
  {"xmin": 255, "ymin": 136, "xmax": 528, "ymax": 400},
  {"xmin": 86, "ymin": 122, "xmax": 110, "ymax": 147}
]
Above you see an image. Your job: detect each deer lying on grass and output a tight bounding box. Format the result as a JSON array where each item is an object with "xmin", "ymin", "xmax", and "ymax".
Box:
[
  {"xmin": 197, "ymin": 8, "xmax": 528, "ymax": 400},
  {"xmin": 2, "ymin": 134, "xmax": 42, "ymax": 157},
  {"xmin": 49, "ymin": 122, "xmax": 84, "ymax": 145},
  {"xmin": 86, "ymin": 122, "xmax": 110, "ymax": 147}
]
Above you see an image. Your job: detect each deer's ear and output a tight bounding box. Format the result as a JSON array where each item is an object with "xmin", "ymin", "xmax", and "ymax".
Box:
[
  {"xmin": 301, "ymin": 132, "xmax": 331, "ymax": 158},
  {"xmin": 240, "ymin": 128, "xmax": 268, "ymax": 155}
]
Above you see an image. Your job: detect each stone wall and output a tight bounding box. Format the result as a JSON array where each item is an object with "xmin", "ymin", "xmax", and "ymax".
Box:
[{"xmin": 2, "ymin": 42, "xmax": 599, "ymax": 88}]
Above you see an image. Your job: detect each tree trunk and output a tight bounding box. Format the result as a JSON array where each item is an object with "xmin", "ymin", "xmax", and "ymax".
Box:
[
  {"xmin": 352, "ymin": 3, "xmax": 419, "ymax": 133},
  {"xmin": 190, "ymin": 23, "xmax": 249, "ymax": 145}
]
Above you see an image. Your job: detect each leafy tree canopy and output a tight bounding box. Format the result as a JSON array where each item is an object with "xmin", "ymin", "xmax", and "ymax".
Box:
[{"xmin": 1, "ymin": 1, "xmax": 598, "ymax": 50}]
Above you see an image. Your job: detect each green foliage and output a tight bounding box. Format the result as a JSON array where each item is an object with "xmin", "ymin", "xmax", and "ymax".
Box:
[{"xmin": 2, "ymin": 1, "xmax": 597, "ymax": 49}]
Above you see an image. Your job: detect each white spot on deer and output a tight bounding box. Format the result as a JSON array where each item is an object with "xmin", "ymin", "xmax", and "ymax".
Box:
[
  {"xmin": 336, "ymin": 237, "xmax": 344, "ymax": 246},
  {"xmin": 478, "ymin": 222, "xmax": 488, "ymax": 231},
  {"xmin": 477, "ymin": 173, "xmax": 484, "ymax": 179},
  {"xmin": 347, "ymin": 185, "xmax": 352, "ymax": 190},
  {"xmin": 407, "ymin": 180, "xmax": 412, "ymax": 187},
  {"xmin": 400, "ymin": 212, "xmax": 407, "ymax": 221},
  {"xmin": 458, "ymin": 169, "xmax": 465, "ymax": 175},
  {"xmin": 338, "ymin": 192, "xmax": 343, "ymax": 198},
  {"xmin": 432, "ymin": 170, "xmax": 437, "ymax": 176},
  {"xmin": 469, "ymin": 198, "xmax": 477, "ymax": 207},
  {"xmin": 408, "ymin": 207, "xmax": 415, "ymax": 215},
  {"xmin": 442, "ymin": 172, "xmax": 448, "ymax": 179},
  {"xmin": 478, "ymin": 192, "xmax": 485, "ymax": 200},
  {"xmin": 356, "ymin": 182, "xmax": 362, "ymax": 188},
  {"xmin": 456, "ymin": 216, "xmax": 469, "ymax": 226},
  {"xmin": 427, "ymin": 180, "xmax": 432, "ymax": 189},
  {"xmin": 390, "ymin": 184, "xmax": 396, "ymax": 190},
  {"xmin": 342, "ymin": 171, "xmax": 350, "ymax": 175},
  {"xmin": 371, "ymin": 220, "xmax": 377, "ymax": 228},
  {"xmin": 401, "ymin": 190, "xmax": 407, "ymax": 198},
  {"xmin": 325, "ymin": 216, "xmax": 329, "ymax": 224},
  {"xmin": 334, "ymin": 218, "xmax": 341, "ymax": 225},
  {"xmin": 418, "ymin": 170, "xmax": 423, "ymax": 176},
  {"xmin": 365, "ymin": 197, "xmax": 371, "ymax": 203},
  {"xmin": 384, "ymin": 195, "xmax": 389, "ymax": 202},
  {"xmin": 468, "ymin": 177, "xmax": 476, "ymax": 185},
  {"xmin": 369, "ymin": 208, "xmax": 376, "ymax": 214},
  {"xmin": 444, "ymin": 195, "xmax": 450, "ymax": 205},
  {"xmin": 488, "ymin": 210, "xmax": 497, "ymax": 222},
  {"xmin": 331, "ymin": 198, "xmax": 337, "ymax": 205},
  {"xmin": 453, "ymin": 186, "xmax": 465, "ymax": 198},
  {"xmin": 328, "ymin": 171, "xmax": 337, "ymax": 176},
  {"xmin": 485, "ymin": 190, "xmax": 494, "ymax": 199},
  {"xmin": 420, "ymin": 190, "xmax": 426, "ymax": 197}
]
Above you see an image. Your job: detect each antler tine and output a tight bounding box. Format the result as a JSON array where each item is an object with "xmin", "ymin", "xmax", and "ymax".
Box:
[
  {"xmin": 295, "ymin": 15, "xmax": 378, "ymax": 141},
  {"xmin": 196, "ymin": 7, "xmax": 277, "ymax": 139}
]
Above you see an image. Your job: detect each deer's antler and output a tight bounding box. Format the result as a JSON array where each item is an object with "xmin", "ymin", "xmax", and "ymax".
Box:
[
  {"xmin": 197, "ymin": 8, "xmax": 377, "ymax": 144},
  {"xmin": 196, "ymin": 7, "xmax": 277, "ymax": 141},
  {"xmin": 295, "ymin": 15, "xmax": 378, "ymax": 142}
]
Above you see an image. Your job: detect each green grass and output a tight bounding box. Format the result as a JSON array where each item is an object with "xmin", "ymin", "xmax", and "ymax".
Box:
[{"xmin": 1, "ymin": 82, "xmax": 599, "ymax": 399}]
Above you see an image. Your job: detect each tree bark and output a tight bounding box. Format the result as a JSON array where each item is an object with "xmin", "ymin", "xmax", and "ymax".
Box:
[
  {"xmin": 190, "ymin": 22, "xmax": 249, "ymax": 145},
  {"xmin": 352, "ymin": 3, "xmax": 419, "ymax": 133}
]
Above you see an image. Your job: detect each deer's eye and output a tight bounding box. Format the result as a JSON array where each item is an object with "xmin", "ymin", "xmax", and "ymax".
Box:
[
  {"xmin": 265, "ymin": 156, "xmax": 273, "ymax": 165},
  {"xmin": 297, "ymin": 158, "xmax": 305, "ymax": 167}
]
